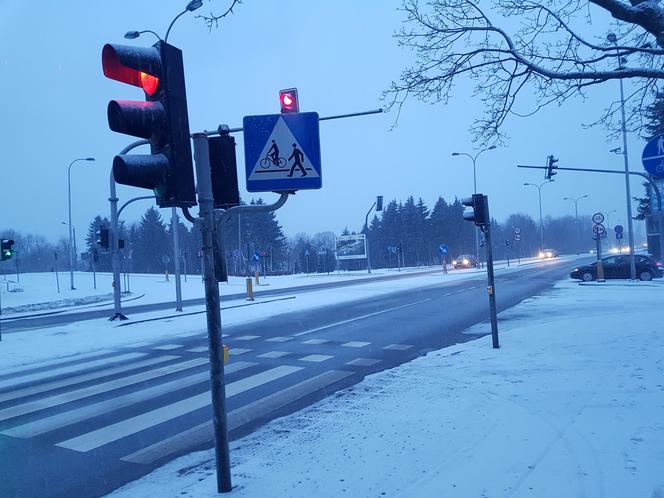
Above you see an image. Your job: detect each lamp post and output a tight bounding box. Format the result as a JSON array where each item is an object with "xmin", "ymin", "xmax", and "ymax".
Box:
[
  {"xmin": 452, "ymin": 145, "xmax": 497, "ymax": 262},
  {"xmin": 67, "ymin": 157, "xmax": 95, "ymax": 290},
  {"xmin": 563, "ymin": 195, "xmax": 588, "ymax": 254},
  {"xmin": 607, "ymin": 32, "xmax": 637, "ymax": 280},
  {"xmin": 524, "ymin": 180, "xmax": 554, "ymax": 251}
]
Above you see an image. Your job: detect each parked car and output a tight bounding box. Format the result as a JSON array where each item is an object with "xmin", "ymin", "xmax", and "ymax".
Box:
[
  {"xmin": 538, "ymin": 248, "xmax": 558, "ymax": 259},
  {"xmin": 570, "ymin": 255, "xmax": 663, "ymax": 281},
  {"xmin": 452, "ymin": 254, "xmax": 479, "ymax": 269}
]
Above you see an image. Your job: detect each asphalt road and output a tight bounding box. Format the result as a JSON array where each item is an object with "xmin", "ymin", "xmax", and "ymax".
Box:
[{"xmin": 0, "ymin": 258, "xmax": 580, "ymax": 498}]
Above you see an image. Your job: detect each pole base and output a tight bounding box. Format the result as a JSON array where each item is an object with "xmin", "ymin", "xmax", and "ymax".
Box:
[{"xmin": 109, "ymin": 313, "xmax": 128, "ymax": 321}]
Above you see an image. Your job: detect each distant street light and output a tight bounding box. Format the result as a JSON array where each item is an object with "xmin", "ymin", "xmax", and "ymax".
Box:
[
  {"xmin": 451, "ymin": 145, "xmax": 497, "ymax": 261},
  {"xmin": 524, "ymin": 180, "xmax": 554, "ymax": 251},
  {"xmin": 563, "ymin": 195, "xmax": 588, "ymax": 254},
  {"xmin": 67, "ymin": 157, "xmax": 95, "ymax": 290}
]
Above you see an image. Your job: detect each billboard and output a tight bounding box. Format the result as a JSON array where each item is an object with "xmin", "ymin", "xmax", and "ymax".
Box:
[{"xmin": 335, "ymin": 234, "xmax": 367, "ymax": 260}]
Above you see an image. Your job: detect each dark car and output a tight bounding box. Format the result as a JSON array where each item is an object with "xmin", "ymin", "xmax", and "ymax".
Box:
[
  {"xmin": 570, "ymin": 255, "xmax": 663, "ymax": 281},
  {"xmin": 452, "ymin": 254, "xmax": 479, "ymax": 269}
]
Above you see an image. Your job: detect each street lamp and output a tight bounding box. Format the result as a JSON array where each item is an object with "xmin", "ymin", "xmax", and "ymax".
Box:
[
  {"xmin": 563, "ymin": 195, "xmax": 588, "ymax": 254},
  {"xmin": 452, "ymin": 145, "xmax": 497, "ymax": 261},
  {"xmin": 607, "ymin": 31, "xmax": 637, "ymax": 280},
  {"xmin": 524, "ymin": 180, "xmax": 554, "ymax": 251},
  {"xmin": 67, "ymin": 157, "xmax": 95, "ymax": 290}
]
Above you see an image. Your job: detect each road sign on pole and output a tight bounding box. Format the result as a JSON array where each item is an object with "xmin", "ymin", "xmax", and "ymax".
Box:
[
  {"xmin": 243, "ymin": 112, "xmax": 322, "ymax": 192},
  {"xmin": 592, "ymin": 212, "xmax": 605, "ymax": 224},
  {"xmin": 642, "ymin": 134, "xmax": 664, "ymax": 178},
  {"xmin": 438, "ymin": 244, "xmax": 448, "ymax": 255}
]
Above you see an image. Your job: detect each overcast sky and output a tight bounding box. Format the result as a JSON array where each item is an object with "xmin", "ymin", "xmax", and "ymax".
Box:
[{"xmin": 0, "ymin": 0, "xmax": 648, "ymax": 245}]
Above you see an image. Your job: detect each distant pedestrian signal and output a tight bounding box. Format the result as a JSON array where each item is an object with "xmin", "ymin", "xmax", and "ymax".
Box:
[{"xmin": 279, "ymin": 88, "xmax": 299, "ymax": 113}]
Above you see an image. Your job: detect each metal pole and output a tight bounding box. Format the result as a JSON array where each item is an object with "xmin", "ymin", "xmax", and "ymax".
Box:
[
  {"xmin": 172, "ymin": 207, "xmax": 183, "ymax": 312},
  {"xmin": 538, "ymin": 186, "xmax": 544, "ymax": 250},
  {"xmin": 192, "ymin": 133, "xmax": 232, "ymax": 493},
  {"xmin": 364, "ymin": 202, "xmax": 376, "ymax": 273},
  {"xmin": 482, "ymin": 196, "xmax": 499, "ymax": 349},
  {"xmin": 619, "ymin": 77, "xmax": 637, "ymax": 280},
  {"xmin": 109, "ymin": 170, "xmax": 126, "ymax": 320},
  {"xmin": 473, "ymin": 156, "xmax": 481, "ymax": 265},
  {"xmin": 68, "ymin": 162, "xmax": 75, "ymax": 290}
]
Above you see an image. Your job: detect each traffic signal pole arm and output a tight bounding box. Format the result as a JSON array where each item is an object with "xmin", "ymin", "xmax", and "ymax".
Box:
[{"xmin": 518, "ymin": 164, "xmax": 663, "ymax": 213}]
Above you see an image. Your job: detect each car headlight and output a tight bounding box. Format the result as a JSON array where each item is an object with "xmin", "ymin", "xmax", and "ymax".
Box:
[
  {"xmin": 452, "ymin": 260, "xmax": 457, "ymax": 265},
  {"xmin": 538, "ymin": 252, "xmax": 544, "ymax": 258},
  {"xmin": 546, "ymin": 252, "xmax": 552, "ymax": 258},
  {"xmin": 462, "ymin": 259, "xmax": 469, "ymax": 265}
]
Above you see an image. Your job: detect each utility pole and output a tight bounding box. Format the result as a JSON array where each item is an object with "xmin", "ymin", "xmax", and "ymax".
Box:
[
  {"xmin": 524, "ymin": 180, "xmax": 554, "ymax": 251},
  {"xmin": 563, "ymin": 195, "xmax": 588, "ymax": 254}
]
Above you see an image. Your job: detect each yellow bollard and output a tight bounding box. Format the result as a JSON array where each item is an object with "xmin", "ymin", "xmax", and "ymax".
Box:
[
  {"xmin": 223, "ymin": 344, "xmax": 229, "ymax": 364},
  {"xmin": 246, "ymin": 277, "xmax": 254, "ymax": 301},
  {"xmin": 597, "ymin": 261, "xmax": 605, "ymax": 282},
  {"xmin": 255, "ymin": 271, "xmax": 260, "ymax": 285}
]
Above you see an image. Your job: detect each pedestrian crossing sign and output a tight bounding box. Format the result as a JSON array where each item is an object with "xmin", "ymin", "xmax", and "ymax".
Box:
[{"xmin": 243, "ymin": 112, "xmax": 322, "ymax": 192}]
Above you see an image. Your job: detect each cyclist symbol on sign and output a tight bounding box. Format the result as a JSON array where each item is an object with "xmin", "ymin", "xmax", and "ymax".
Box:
[
  {"xmin": 260, "ymin": 140, "xmax": 287, "ymax": 169},
  {"xmin": 287, "ymin": 143, "xmax": 307, "ymax": 177}
]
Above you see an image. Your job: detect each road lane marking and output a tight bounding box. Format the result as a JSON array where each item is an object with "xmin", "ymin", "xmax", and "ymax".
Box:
[
  {"xmin": 0, "ymin": 352, "xmax": 146, "ymax": 392},
  {"xmin": 345, "ymin": 358, "xmax": 380, "ymax": 367},
  {"xmin": 382, "ymin": 344, "xmax": 413, "ymax": 351},
  {"xmin": 229, "ymin": 348, "xmax": 252, "ymax": 355},
  {"xmin": 121, "ymin": 370, "xmax": 353, "ymax": 465},
  {"xmin": 153, "ymin": 344, "xmax": 183, "ymax": 351},
  {"xmin": 56, "ymin": 365, "xmax": 302, "ymax": 452},
  {"xmin": 341, "ymin": 341, "xmax": 370, "ymax": 348},
  {"xmin": 302, "ymin": 339, "xmax": 328, "ymax": 345},
  {"xmin": 293, "ymin": 298, "xmax": 432, "ymax": 337},
  {"xmin": 298, "ymin": 354, "xmax": 333, "ymax": 363},
  {"xmin": 0, "ymin": 355, "xmax": 174, "ymax": 404},
  {"xmin": 0, "ymin": 349, "xmax": 115, "ymax": 378},
  {"xmin": 234, "ymin": 335, "xmax": 260, "ymax": 341},
  {"xmin": 3, "ymin": 361, "xmax": 256, "ymax": 439},
  {"xmin": 265, "ymin": 337, "xmax": 292, "ymax": 342},
  {"xmin": 257, "ymin": 351, "xmax": 290, "ymax": 359},
  {"xmin": 0, "ymin": 357, "xmax": 204, "ymax": 422},
  {"xmin": 187, "ymin": 347, "xmax": 208, "ymax": 353}
]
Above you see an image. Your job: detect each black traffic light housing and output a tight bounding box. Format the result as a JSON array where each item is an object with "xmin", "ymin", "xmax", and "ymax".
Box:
[
  {"xmin": 279, "ymin": 88, "xmax": 299, "ymax": 113},
  {"xmin": 461, "ymin": 194, "xmax": 489, "ymax": 227},
  {"xmin": 102, "ymin": 41, "xmax": 196, "ymax": 208},
  {"xmin": 209, "ymin": 132, "xmax": 240, "ymax": 210},
  {"xmin": 1, "ymin": 239, "xmax": 15, "ymax": 261},
  {"xmin": 376, "ymin": 195, "xmax": 383, "ymax": 212},
  {"xmin": 95, "ymin": 228, "xmax": 110, "ymax": 249},
  {"xmin": 545, "ymin": 155, "xmax": 559, "ymax": 180}
]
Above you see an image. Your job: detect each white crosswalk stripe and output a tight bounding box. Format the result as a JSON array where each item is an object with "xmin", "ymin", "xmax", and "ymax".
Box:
[
  {"xmin": 341, "ymin": 341, "xmax": 371, "ymax": 348},
  {"xmin": 0, "ymin": 357, "xmax": 203, "ymax": 422},
  {"xmin": 0, "ymin": 355, "xmax": 174, "ymax": 404},
  {"xmin": 2, "ymin": 361, "xmax": 256, "ymax": 439},
  {"xmin": 382, "ymin": 344, "xmax": 413, "ymax": 351},
  {"xmin": 0, "ymin": 352, "xmax": 146, "ymax": 391},
  {"xmin": 299, "ymin": 354, "xmax": 333, "ymax": 363},
  {"xmin": 56, "ymin": 365, "xmax": 303, "ymax": 452},
  {"xmin": 0, "ymin": 349, "xmax": 115, "ymax": 377}
]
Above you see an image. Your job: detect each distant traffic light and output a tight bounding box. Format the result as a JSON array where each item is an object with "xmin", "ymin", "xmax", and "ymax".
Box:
[
  {"xmin": 279, "ymin": 88, "xmax": 299, "ymax": 113},
  {"xmin": 95, "ymin": 228, "xmax": 110, "ymax": 249},
  {"xmin": 102, "ymin": 41, "xmax": 196, "ymax": 208},
  {"xmin": 1, "ymin": 239, "xmax": 15, "ymax": 261},
  {"xmin": 461, "ymin": 194, "xmax": 489, "ymax": 227},
  {"xmin": 376, "ymin": 195, "xmax": 383, "ymax": 212},
  {"xmin": 545, "ymin": 155, "xmax": 559, "ymax": 180}
]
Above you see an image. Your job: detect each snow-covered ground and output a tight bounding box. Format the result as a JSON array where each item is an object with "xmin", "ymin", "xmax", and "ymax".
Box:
[{"xmin": 107, "ymin": 278, "xmax": 664, "ymax": 498}]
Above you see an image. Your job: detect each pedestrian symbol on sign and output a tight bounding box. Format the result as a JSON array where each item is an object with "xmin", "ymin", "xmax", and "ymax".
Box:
[{"xmin": 288, "ymin": 143, "xmax": 307, "ymax": 177}]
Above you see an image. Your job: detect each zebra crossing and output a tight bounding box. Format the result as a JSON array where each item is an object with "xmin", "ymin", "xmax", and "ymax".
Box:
[{"xmin": 0, "ymin": 332, "xmax": 417, "ymax": 476}]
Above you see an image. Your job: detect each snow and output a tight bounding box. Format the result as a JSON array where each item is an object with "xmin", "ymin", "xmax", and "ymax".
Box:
[{"xmin": 106, "ymin": 278, "xmax": 664, "ymax": 498}]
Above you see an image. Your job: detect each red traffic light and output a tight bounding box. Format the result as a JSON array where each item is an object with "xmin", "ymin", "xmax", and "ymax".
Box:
[
  {"xmin": 279, "ymin": 88, "xmax": 299, "ymax": 113},
  {"xmin": 102, "ymin": 44, "xmax": 161, "ymax": 96}
]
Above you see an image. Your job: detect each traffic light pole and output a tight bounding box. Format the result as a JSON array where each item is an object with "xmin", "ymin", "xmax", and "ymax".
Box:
[
  {"xmin": 364, "ymin": 201, "xmax": 376, "ymax": 274},
  {"xmin": 192, "ymin": 133, "xmax": 232, "ymax": 493},
  {"xmin": 481, "ymin": 198, "xmax": 499, "ymax": 349}
]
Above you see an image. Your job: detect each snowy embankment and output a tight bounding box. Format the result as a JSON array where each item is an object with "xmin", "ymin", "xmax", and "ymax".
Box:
[{"xmin": 109, "ymin": 279, "xmax": 664, "ymax": 498}]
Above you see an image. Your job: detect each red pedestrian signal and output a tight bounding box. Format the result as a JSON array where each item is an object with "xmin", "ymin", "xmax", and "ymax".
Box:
[
  {"xmin": 102, "ymin": 41, "xmax": 196, "ymax": 208},
  {"xmin": 279, "ymin": 88, "xmax": 299, "ymax": 113}
]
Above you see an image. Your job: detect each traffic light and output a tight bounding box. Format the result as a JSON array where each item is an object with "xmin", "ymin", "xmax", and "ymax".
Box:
[
  {"xmin": 1, "ymin": 239, "xmax": 15, "ymax": 261},
  {"xmin": 461, "ymin": 194, "xmax": 489, "ymax": 227},
  {"xmin": 545, "ymin": 155, "xmax": 558, "ymax": 180},
  {"xmin": 209, "ymin": 133, "xmax": 240, "ymax": 210},
  {"xmin": 279, "ymin": 88, "xmax": 299, "ymax": 113},
  {"xmin": 102, "ymin": 41, "xmax": 196, "ymax": 208},
  {"xmin": 95, "ymin": 228, "xmax": 110, "ymax": 249},
  {"xmin": 376, "ymin": 195, "xmax": 383, "ymax": 212}
]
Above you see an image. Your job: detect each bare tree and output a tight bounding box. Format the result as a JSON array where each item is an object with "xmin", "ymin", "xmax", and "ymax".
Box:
[
  {"xmin": 387, "ymin": 0, "xmax": 664, "ymax": 142},
  {"xmin": 197, "ymin": 0, "xmax": 241, "ymax": 30}
]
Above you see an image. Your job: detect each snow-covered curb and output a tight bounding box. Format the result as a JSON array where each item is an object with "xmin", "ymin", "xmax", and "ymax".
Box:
[{"xmin": 108, "ymin": 279, "xmax": 664, "ymax": 498}]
